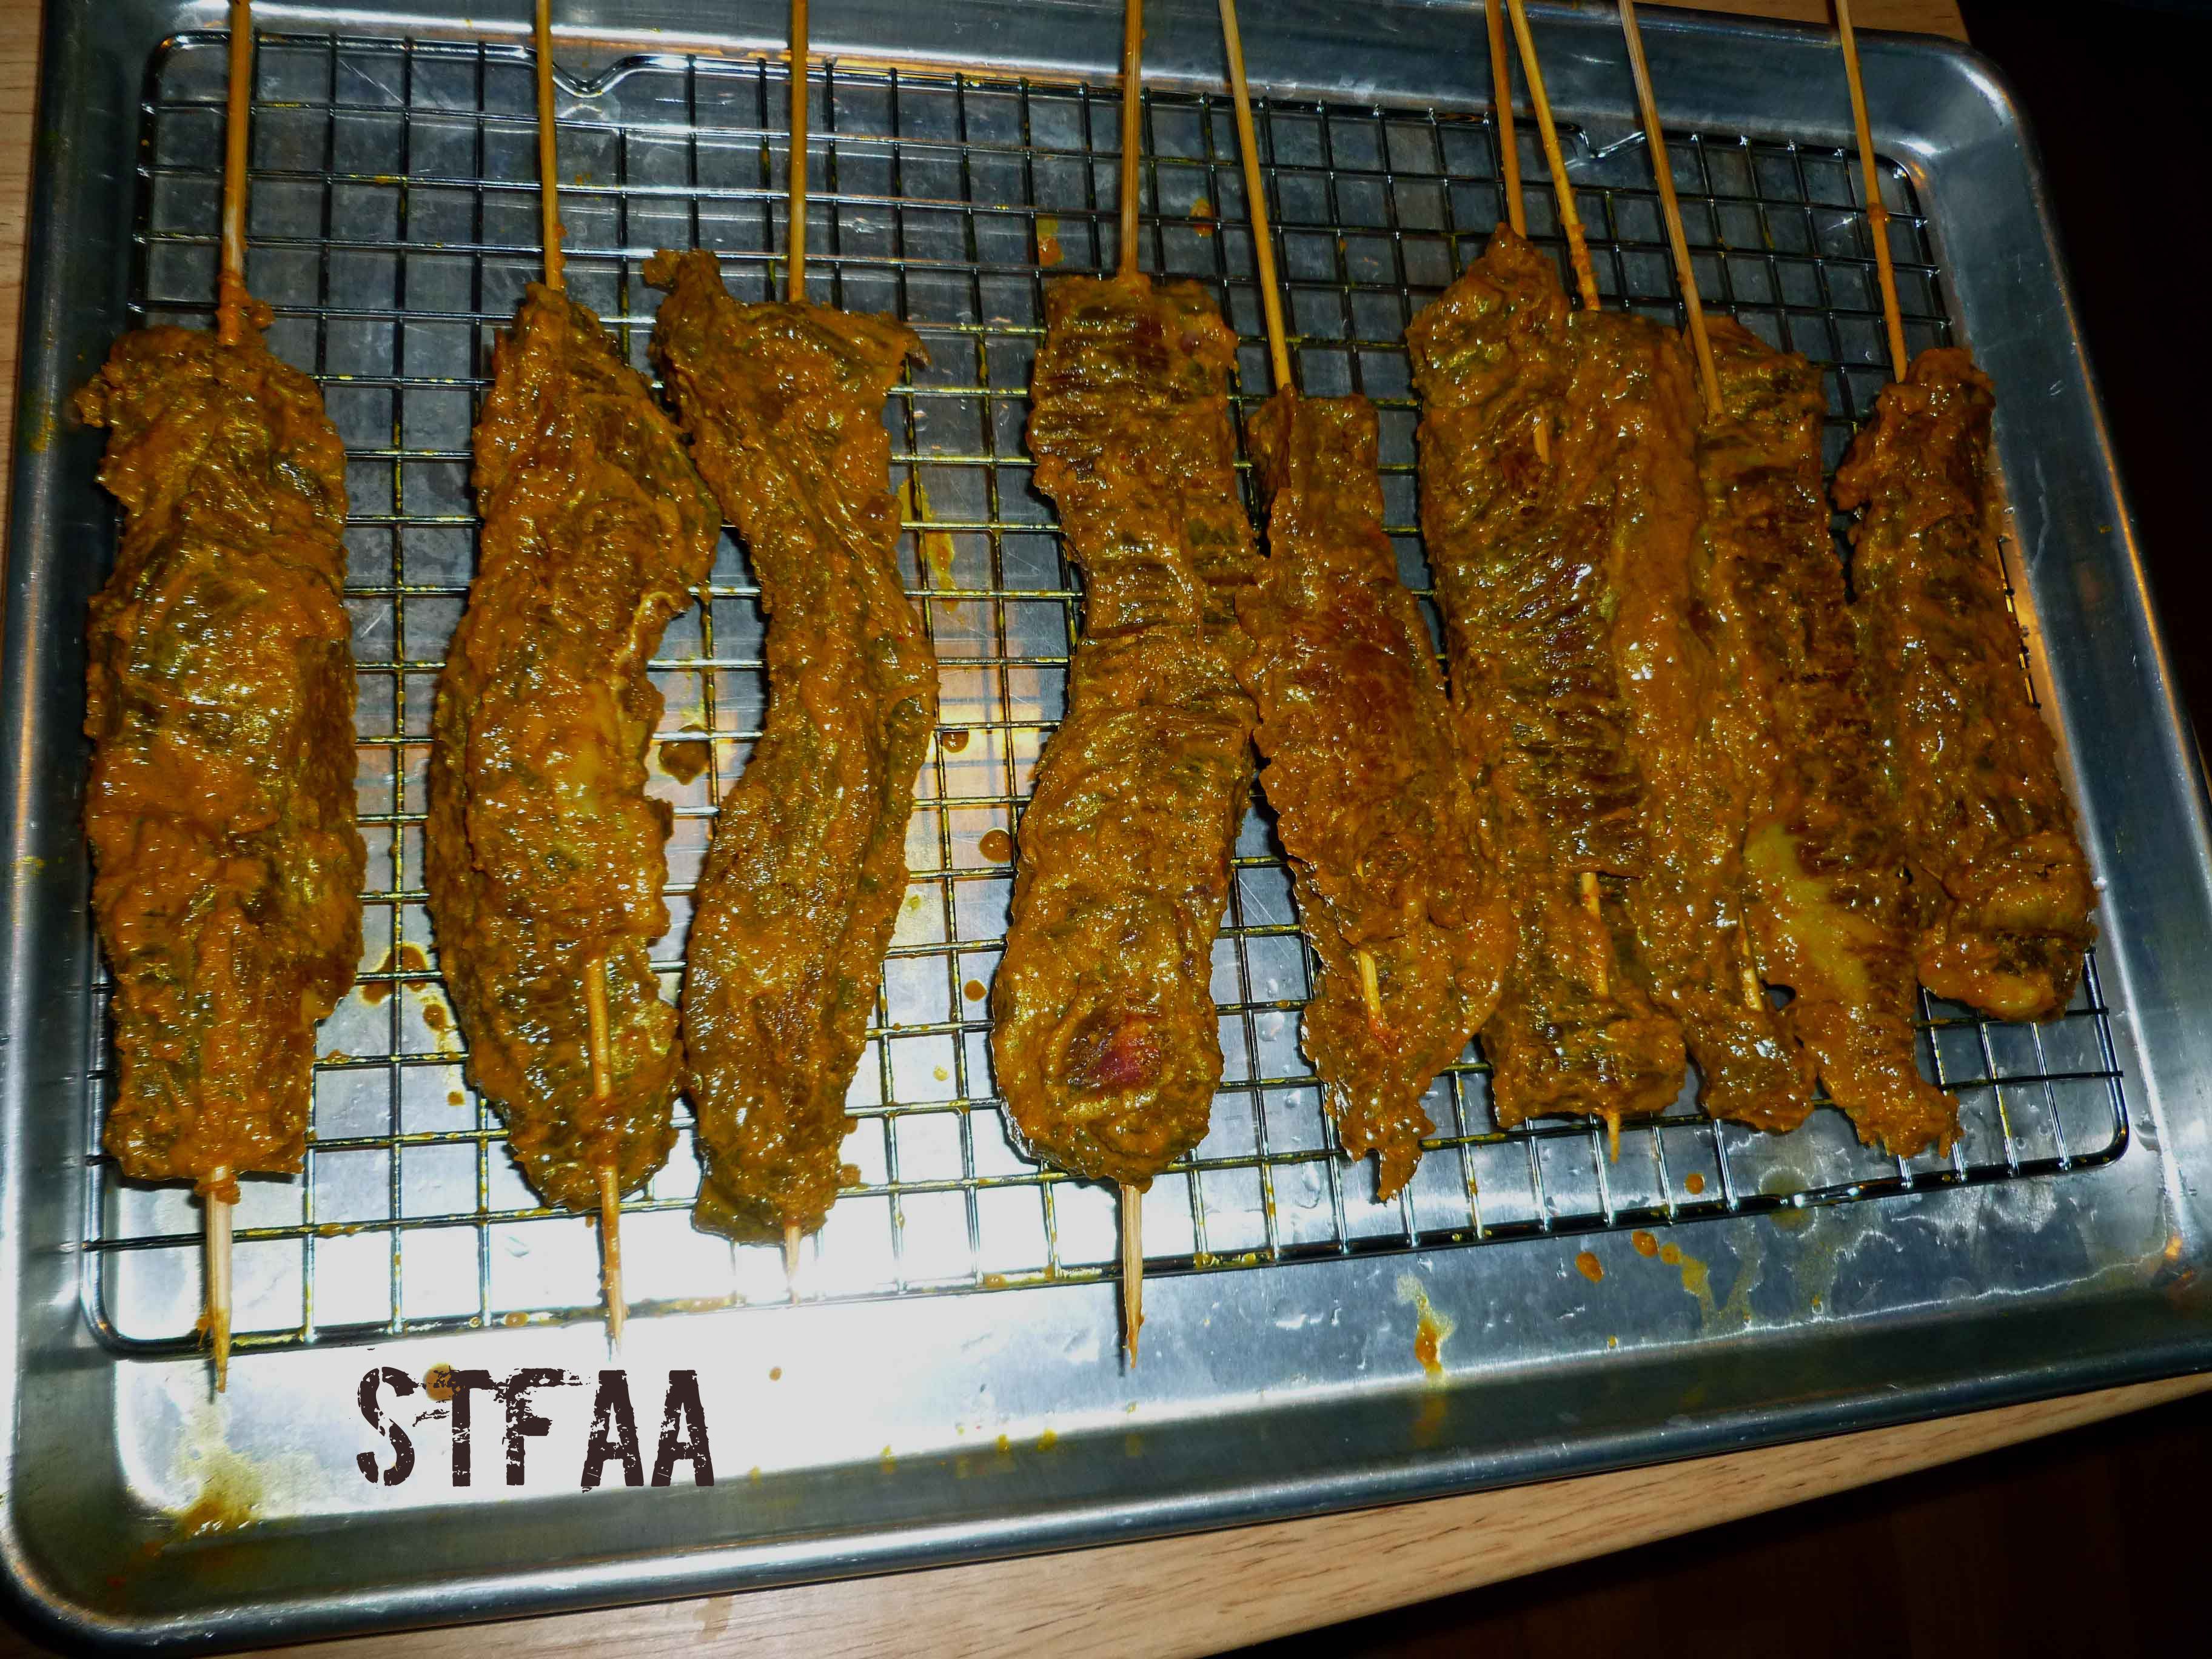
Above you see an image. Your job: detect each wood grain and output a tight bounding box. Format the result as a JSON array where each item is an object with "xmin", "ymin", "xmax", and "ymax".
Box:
[
  {"xmin": 1697, "ymin": 0, "xmax": 1964, "ymax": 33},
  {"xmin": 17, "ymin": 5, "xmax": 2193, "ymax": 1659}
]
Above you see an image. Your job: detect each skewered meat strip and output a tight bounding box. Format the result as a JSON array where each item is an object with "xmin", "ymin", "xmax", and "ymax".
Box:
[
  {"xmin": 991, "ymin": 271, "xmax": 1261, "ymax": 1188},
  {"xmin": 1578, "ymin": 309, "xmax": 1811, "ymax": 1133},
  {"xmin": 1407, "ymin": 227, "xmax": 1684, "ymax": 1136},
  {"xmin": 1699, "ymin": 319, "xmax": 1956, "ymax": 1156},
  {"xmin": 1836, "ymin": 348, "xmax": 2096, "ymax": 1024},
  {"xmin": 645, "ymin": 249, "xmax": 939, "ymax": 1242},
  {"xmin": 1238, "ymin": 389, "xmax": 1507, "ymax": 1198},
  {"xmin": 76, "ymin": 303, "xmax": 366, "ymax": 1199},
  {"xmin": 427, "ymin": 284, "xmax": 717, "ymax": 1212}
]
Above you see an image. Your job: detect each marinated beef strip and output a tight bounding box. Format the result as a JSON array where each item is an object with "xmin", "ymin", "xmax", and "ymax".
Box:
[
  {"xmin": 991, "ymin": 271, "xmax": 1260, "ymax": 1189},
  {"xmin": 1700, "ymin": 320, "xmax": 1956, "ymax": 1155},
  {"xmin": 1406, "ymin": 227, "xmax": 1684, "ymax": 1137},
  {"xmin": 76, "ymin": 304, "xmax": 366, "ymax": 1197},
  {"xmin": 427, "ymin": 284, "xmax": 716, "ymax": 1212},
  {"xmin": 1238, "ymin": 390, "xmax": 1506, "ymax": 1198},
  {"xmin": 645, "ymin": 249, "xmax": 939, "ymax": 1242},
  {"xmin": 1576, "ymin": 310, "xmax": 1811, "ymax": 1133},
  {"xmin": 1836, "ymin": 347, "xmax": 2096, "ymax": 1024}
]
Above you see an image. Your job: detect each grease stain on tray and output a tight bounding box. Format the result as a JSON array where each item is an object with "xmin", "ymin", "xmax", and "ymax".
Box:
[
  {"xmin": 899, "ymin": 474, "xmax": 959, "ymax": 594},
  {"xmin": 1763, "ymin": 1167, "xmax": 1815, "ymax": 1232},
  {"xmin": 171, "ymin": 1448, "xmax": 261, "ymax": 1541},
  {"xmin": 157, "ymin": 1390, "xmax": 325, "ymax": 1549},
  {"xmin": 1395, "ymin": 1272, "xmax": 1452, "ymax": 1378},
  {"xmin": 360, "ymin": 942, "xmax": 430, "ymax": 1005}
]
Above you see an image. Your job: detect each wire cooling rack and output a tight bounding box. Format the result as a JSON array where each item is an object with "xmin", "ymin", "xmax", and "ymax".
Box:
[{"xmin": 81, "ymin": 28, "xmax": 2129, "ymax": 1355}]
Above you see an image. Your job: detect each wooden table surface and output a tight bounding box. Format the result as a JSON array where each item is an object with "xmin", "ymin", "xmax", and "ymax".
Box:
[{"xmin": 7, "ymin": 2, "xmax": 2204, "ymax": 1657}]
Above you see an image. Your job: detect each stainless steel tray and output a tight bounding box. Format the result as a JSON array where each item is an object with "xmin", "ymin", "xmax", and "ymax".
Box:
[{"xmin": 5, "ymin": 1, "xmax": 2208, "ymax": 1649}]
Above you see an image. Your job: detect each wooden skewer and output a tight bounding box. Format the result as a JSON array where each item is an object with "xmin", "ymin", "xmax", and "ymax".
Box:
[
  {"xmin": 1503, "ymin": 0, "xmax": 1618, "ymax": 973},
  {"xmin": 1487, "ymin": 4, "xmax": 1544, "ymax": 461},
  {"xmin": 201, "ymin": 0, "xmax": 257, "ymax": 1392},
  {"xmin": 583, "ymin": 960, "xmax": 626, "ymax": 1345},
  {"xmin": 534, "ymin": 4, "xmax": 624, "ymax": 1346},
  {"xmin": 1222, "ymin": 0, "xmax": 1381, "ymax": 1029},
  {"xmin": 216, "ymin": 0, "xmax": 253, "ymax": 346},
  {"xmin": 534, "ymin": 0, "xmax": 564, "ymax": 292},
  {"xmin": 1355, "ymin": 950, "xmax": 1385, "ymax": 1026},
  {"xmin": 788, "ymin": 0, "xmax": 809, "ymax": 303},
  {"xmin": 1216, "ymin": 0, "xmax": 1293, "ymax": 394},
  {"xmin": 1618, "ymin": 0, "xmax": 1718, "ymax": 417},
  {"xmin": 1118, "ymin": 0, "xmax": 1144, "ymax": 276},
  {"xmin": 777, "ymin": 0, "xmax": 816, "ymax": 1306},
  {"xmin": 205, "ymin": 1167, "xmax": 234, "ymax": 1392},
  {"xmin": 1486, "ymin": 3, "xmax": 1525, "ymax": 238},
  {"xmin": 1105, "ymin": 0, "xmax": 1153, "ymax": 1362},
  {"xmin": 1578, "ymin": 870, "xmax": 1609, "ymax": 999},
  {"xmin": 597, "ymin": 1165, "xmax": 625, "ymax": 1347},
  {"xmin": 1504, "ymin": 0, "xmax": 1599, "ymax": 311},
  {"xmin": 1119, "ymin": 1184, "xmax": 1144, "ymax": 1359},
  {"xmin": 1835, "ymin": 0, "xmax": 1908, "ymax": 381}
]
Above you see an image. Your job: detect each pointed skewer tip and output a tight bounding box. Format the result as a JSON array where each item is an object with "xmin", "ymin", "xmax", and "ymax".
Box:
[
  {"xmin": 599, "ymin": 1164, "xmax": 626, "ymax": 1351},
  {"xmin": 205, "ymin": 1169, "xmax": 234, "ymax": 1394},
  {"xmin": 1119, "ymin": 1183, "xmax": 1144, "ymax": 1362},
  {"xmin": 581, "ymin": 961, "xmax": 622, "ymax": 1344},
  {"xmin": 784, "ymin": 1224, "xmax": 803, "ymax": 1304}
]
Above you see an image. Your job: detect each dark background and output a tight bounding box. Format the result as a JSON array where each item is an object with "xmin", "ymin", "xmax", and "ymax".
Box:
[{"xmin": 1238, "ymin": 1, "xmax": 2212, "ymax": 1652}]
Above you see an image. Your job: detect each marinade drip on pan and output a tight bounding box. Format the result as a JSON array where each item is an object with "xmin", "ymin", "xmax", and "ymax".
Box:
[
  {"xmin": 1698, "ymin": 320, "xmax": 1957, "ymax": 1156},
  {"xmin": 1238, "ymin": 389, "xmax": 1507, "ymax": 1199},
  {"xmin": 1575, "ymin": 310, "xmax": 1810, "ymax": 1133},
  {"xmin": 991, "ymin": 272, "xmax": 1261, "ymax": 1189},
  {"xmin": 647, "ymin": 249, "xmax": 940, "ymax": 1242},
  {"xmin": 426, "ymin": 284, "xmax": 717, "ymax": 1212},
  {"xmin": 76, "ymin": 303, "xmax": 366, "ymax": 1200},
  {"xmin": 1836, "ymin": 348, "xmax": 2096, "ymax": 1024},
  {"xmin": 1406, "ymin": 227, "xmax": 1685, "ymax": 1136}
]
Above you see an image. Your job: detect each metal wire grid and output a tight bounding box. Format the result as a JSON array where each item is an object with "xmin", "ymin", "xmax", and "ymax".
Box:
[{"xmin": 81, "ymin": 29, "xmax": 2128, "ymax": 1355}]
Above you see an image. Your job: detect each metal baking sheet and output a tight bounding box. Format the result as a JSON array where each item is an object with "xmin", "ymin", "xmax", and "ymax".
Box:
[{"xmin": 4, "ymin": 1, "xmax": 2208, "ymax": 1648}]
